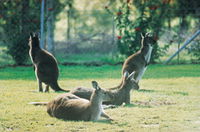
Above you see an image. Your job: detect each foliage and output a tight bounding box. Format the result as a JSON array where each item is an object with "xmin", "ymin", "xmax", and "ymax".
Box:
[
  {"xmin": 0, "ymin": 0, "xmax": 40, "ymax": 65},
  {"xmin": 0, "ymin": 0, "xmax": 64, "ymax": 65},
  {"xmin": 107, "ymin": 0, "xmax": 171, "ymax": 62},
  {"xmin": 0, "ymin": 0, "xmax": 199, "ymax": 66},
  {"xmin": 174, "ymin": 0, "xmax": 200, "ymax": 30},
  {"xmin": 187, "ymin": 39, "xmax": 200, "ymax": 61}
]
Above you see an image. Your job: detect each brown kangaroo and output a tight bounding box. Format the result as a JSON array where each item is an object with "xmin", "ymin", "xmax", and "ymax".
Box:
[
  {"xmin": 70, "ymin": 71, "xmax": 139, "ymax": 105},
  {"xmin": 29, "ymin": 82, "xmax": 113, "ymax": 121},
  {"xmin": 46, "ymin": 81, "xmax": 113, "ymax": 121},
  {"xmin": 111, "ymin": 33, "xmax": 156, "ymax": 90},
  {"xmin": 29, "ymin": 33, "xmax": 68, "ymax": 92}
]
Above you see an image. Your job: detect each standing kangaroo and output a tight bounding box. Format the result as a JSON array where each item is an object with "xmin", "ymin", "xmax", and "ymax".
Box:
[
  {"xmin": 29, "ymin": 33, "xmax": 68, "ymax": 92},
  {"xmin": 46, "ymin": 81, "xmax": 113, "ymax": 121},
  {"xmin": 70, "ymin": 71, "xmax": 139, "ymax": 105},
  {"xmin": 112, "ymin": 33, "xmax": 156, "ymax": 90}
]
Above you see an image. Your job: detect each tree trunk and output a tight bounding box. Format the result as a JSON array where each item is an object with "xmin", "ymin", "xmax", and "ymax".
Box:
[
  {"xmin": 46, "ymin": 0, "xmax": 55, "ymax": 54},
  {"xmin": 67, "ymin": 3, "xmax": 72, "ymax": 40}
]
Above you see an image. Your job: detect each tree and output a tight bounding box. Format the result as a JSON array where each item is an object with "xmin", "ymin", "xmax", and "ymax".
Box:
[
  {"xmin": 0, "ymin": 0, "xmax": 40, "ymax": 65},
  {"xmin": 169, "ymin": 0, "xmax": 200, "ymax": 63},
  {"xmin": 65, "ymin": 0, "xmax": 73, "ymax": 40},
  {"xmin": 0, "ymin": 0, "xmax": 64, "ymax": 64},
  {"xmin": 111, "ymin": 0, "xmax": 171, "ymax": 63}
]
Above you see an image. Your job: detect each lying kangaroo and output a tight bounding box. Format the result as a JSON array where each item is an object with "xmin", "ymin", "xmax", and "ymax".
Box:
[
  {"xmin": 112, "ymin": 33, "xmax": 156, "ymax": 90},
  {"xmin": 29, "ymin": 33, "xmax": 68, "ymax": 92},
  {"xmin": 30, "ymin": 81, "xmax": 113, "ymax": 121},
  {"xmin": 70, "ymin": 71, "xmax": 139, "ymax": 105}
]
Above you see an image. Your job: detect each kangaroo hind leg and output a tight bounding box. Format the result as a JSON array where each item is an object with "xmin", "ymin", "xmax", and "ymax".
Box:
[
  {"xmin": 38, "ymin": 80, "xmax": 43, "ymax": 92},
  {"xmin": 45, "ymin": 85, "xmax": 49, "ymax": 92}
]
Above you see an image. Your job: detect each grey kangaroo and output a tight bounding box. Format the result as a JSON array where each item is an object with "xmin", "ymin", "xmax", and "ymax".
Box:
[
  {"xmin": 70, "ymin": 71, "xmax": 139, "ymax": 105},
  {"xmin": 29, "ymin": 81, "xmax": 113, "ymax": 121},
  {"xmin": 111, "ymin": 33, "xmax": 156, "ymax": 90},
  {"xmin": 29, "ymin": 33, "xmax": 68, "ymax": 92}
]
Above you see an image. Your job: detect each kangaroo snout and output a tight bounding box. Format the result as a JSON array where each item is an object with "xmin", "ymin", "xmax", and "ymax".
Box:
[{"xmin": 104, "ymin": 91, "xmax": 114, "ymax": 101}]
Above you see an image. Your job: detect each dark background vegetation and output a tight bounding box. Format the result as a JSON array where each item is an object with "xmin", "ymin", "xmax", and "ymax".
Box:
[{"xmin": 0, "ymin": 0, "xmax": 199, "ymax": 67}]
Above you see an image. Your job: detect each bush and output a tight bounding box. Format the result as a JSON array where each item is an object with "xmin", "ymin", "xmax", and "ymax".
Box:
[
  {"xmin": 7, "ymin": 34, "xmax": 30, "ymax": 65},
  {"xmin": 188, "ymin": 39, "xmax": 200, "ymax": 60},
  {"xmin": 0, "ymin": 1, "xmax": 40, "ymax": 65},
  {"xmin": 106, "ymin": 0, "xmax": 171, "ymax": 63},
  {"xmin": 0, "ymin": 0, "xmax": 63, "ymax": 65}
]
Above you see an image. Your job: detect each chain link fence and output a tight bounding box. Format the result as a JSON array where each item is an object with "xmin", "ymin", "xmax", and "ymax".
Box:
[{"xmin": 0, "ymin": 0, "xmax": 200, "ymax": 67}]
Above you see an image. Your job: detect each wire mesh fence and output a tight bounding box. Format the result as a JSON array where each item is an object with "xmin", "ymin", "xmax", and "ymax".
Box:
[{"xmin": 0, "ymin": 0, "xmax": 199, "ymax": 67}]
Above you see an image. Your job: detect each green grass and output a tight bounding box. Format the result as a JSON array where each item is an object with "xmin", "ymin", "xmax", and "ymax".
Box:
[
  {"xmin": 0, "ymin": 64, "xmax": 200, "ymax": 131},
  {"xmin": 0, "ymin": 46, "xmax": 14, "ymax": 67},
  {"xmin": 0, "ymin": 64, "xmax": 200, "ymax": 80}
]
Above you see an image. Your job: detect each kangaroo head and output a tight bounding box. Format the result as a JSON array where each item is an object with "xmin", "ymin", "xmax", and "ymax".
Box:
[
  {"xmin": 91, "ymin": 81, "xmax": 112, "ymax": 101},
  {"xmin": 122, "ymin": 71, "xmax": 139, "ymax": 90},
  {"xmin": 29, "ymin": 32, "xmax": 40, "ymax": 48},
  {"xmin": 141, "ymin": 32, "xmax": 156, "ymax": 47}
]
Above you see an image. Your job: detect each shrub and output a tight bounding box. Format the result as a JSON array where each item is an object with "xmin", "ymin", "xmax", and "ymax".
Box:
[{"xmin": 106, "ymin": 0, "xmax": 171, "ymax": 63}]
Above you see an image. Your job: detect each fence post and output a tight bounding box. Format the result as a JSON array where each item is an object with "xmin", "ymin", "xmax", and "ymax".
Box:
[
  {"xmin": 164, "ymin": 30, "xmax": 200, "ymax": 64},
  {"xmin": 46, "ymin": 0, "xmax": 55, "ymax": 54},
  {"xmin": 40, "ymin": 0, "xmax": 45, "ymax": 49}
]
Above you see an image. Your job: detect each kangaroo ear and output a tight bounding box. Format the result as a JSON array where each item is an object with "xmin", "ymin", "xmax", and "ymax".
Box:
[
  {"xmin": 145, "ymin": 32, "xmax": 152, "ymax": 37},
  {"xmin": 128, "ymin": 71, "xmax": 135, "ymax": 80},
  {"xmin": 141, "ymin": 33, "xmax": 145, "ymax": 38},
  {"xmin": 35, "ymin": 32, "xmax": 40, "ymax": 38},
  {"xmin": 30, "ymin": 32, "xmax": 34, "ymax": 38},
  {"xmin": 92, "ymin": 81, "xmax": 100, "ymax": 90}
]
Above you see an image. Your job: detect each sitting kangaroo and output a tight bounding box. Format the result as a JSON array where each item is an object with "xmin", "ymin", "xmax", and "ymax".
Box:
[
  {"xmin": 70, "ymin": 71, "xmax": 139, "ymax": 105},
  {"xmin": 111, "ymin": 33, "xmax": 156, "ymax": 90},
  {"xmin": 29, "ymin": 33, "xmax": 68, "ymax": 92},
  {"xmin": 46, "ymin": 81, "xmax": 113, "ymax": 121}
]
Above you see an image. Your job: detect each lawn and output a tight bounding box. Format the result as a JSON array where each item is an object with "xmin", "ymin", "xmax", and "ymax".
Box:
[
  {"xmin": 0, "ymin": 64, "xmax": 200, "ymax": 131},
  {"xmin": 0, "ymin": 64, "xmax": 200, "ymax": 80}
]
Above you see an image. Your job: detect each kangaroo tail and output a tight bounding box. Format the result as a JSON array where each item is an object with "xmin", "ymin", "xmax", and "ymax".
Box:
[
  {"xmin": 28, "ymin": 102, "xmax": 48, "ymax": 106},
  {"xmin": 50, "ymin": 82, "xmax": 70, "ymax": 92}
]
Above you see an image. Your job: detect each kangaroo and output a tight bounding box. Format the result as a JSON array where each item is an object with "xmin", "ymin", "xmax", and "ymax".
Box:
[
  {"xmin": 28, "ymin": 33, "xmax": 68, "ymax": 92},
  {"xmin": 29, "ymin": 82, "xmax": 113, "ymax": 121},
  {"xmin": 70, "ymin": 71, "xmax": 139, "ymax": 105},
  {"xmin": 46, "ymin": 81, "xmax": 113, "ymax": 121},
  {"xmin": 111, "ymin": 32, "xmax": 156, "ymax": 90}
]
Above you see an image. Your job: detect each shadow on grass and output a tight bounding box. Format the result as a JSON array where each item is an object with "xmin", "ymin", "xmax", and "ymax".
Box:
[
  {"xmin": 59, "ymin": 119, "xmax": 113, "ymax": 124},
  {"xmin": 123, "ymin": 103, "xmax": 152, "ymax": 108},
  {"xmin": 138, "ymin": 89, "xmax": 157, "ymax": 93},
  {"xmin": 95, "ymin": 119, "xmax": 113, "ymax": 124},
  {"xmin": 138, "ymin": 89, "xmax": 188, "ymax": 96},
  {"xmin": 171, "ymin": 91, "xmax": 188, "ymax": 96},
  {"xmin": 27, "ymin": 90, "xmax": 69, "ymax": 94}
]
